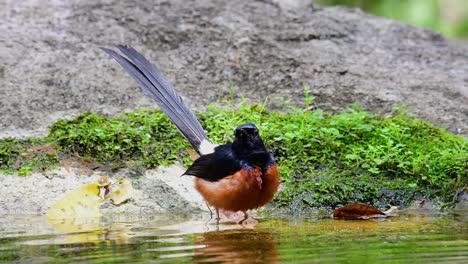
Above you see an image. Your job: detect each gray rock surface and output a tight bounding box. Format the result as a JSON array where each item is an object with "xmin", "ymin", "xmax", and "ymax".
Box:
[
  {"xmin": 0, "ymin": 164, "xmax": 206, "ymax": 216},
  {"xmin": 1, "ymin": 0, "xmax": 467, "ymax": 138},
  {"xmin": 1, "ymin": 0, "xmax": 467, "ymax": 216}
]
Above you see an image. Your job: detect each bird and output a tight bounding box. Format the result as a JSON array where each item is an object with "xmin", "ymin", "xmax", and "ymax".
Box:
[{"xmin": 101, "ymin": 45, "xmax": 280, "ymax": 223}]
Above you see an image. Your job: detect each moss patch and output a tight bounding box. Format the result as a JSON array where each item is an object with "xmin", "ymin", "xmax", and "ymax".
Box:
[
  {"xmin": 0, "ymin": 103, "xmax": 466, "ymax": 210},
  {"xmin": 0, "ymin": 139, "xmax": 59, "ymax": 176}
]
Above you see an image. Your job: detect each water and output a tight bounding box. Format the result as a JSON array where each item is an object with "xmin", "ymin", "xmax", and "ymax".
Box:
[{"xmin": 1, "ymin": 211, "xmax": 467, "ymax": 263}]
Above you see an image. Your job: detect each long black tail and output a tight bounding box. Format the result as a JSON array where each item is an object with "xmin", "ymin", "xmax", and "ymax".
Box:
[{"xmin": 102, "ymin": 45, "xmax": 210, "ymax": 154}]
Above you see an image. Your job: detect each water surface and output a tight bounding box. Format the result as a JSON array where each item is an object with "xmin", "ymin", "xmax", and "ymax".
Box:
[{"xmin": 1, "ymin": 211, "xmax": 467, "ymax": 263}]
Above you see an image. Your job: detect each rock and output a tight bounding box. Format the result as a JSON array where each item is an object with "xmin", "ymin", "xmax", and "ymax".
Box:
[
  {"xmin": 0, "ymin": 164, "xmax": 206, "ymax": 216},
  {"xmin": 457, "ymin": 190, "xmax": 468, "ymax": 202},
  {"xmin": 0, "ymin": 0, "xmax": 467, "ymax": 139},
  {"xmin": 1, "ymin": 0, "xmax": 467, "ymax": 215}
]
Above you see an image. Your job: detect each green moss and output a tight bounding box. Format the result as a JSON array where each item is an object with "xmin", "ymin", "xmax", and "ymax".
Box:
[
  {"xmin": 0, "ymin": 139, "xmax": 25, "ymax": 173},
  {"xmin": 48, "ymin": 110, "xmax": 192, "ymax": 168},
  {"xmin": 199, "ymin": 103, "xmax": 467, "ymax": 210},
  {"xmin": 0, "ymin": 138, "xmax": 59, "ymax": 176},
  {"xmin": 0, "ymin": 103, "xmax": 466, "ymax": 209}
]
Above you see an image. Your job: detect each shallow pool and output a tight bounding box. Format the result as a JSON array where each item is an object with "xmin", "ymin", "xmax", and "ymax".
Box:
[{"xmin": 1, "ymin": 210, "xmax": 467, "ymax": 263}]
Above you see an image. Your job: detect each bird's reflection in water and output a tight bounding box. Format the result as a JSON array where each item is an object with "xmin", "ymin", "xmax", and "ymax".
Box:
[
  {"xmin": 194, "ymin": 227, "xmax": 279, "ymax": 263},
  {"xmin": 46, "ymin": 213, "xmax": 279, "ymax": 263}
]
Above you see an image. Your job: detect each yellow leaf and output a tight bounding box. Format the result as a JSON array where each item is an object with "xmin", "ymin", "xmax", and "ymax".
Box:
[
  {"xmin": 47, "ymin": 183, "xmax": 103, "ymax": 220},
  {"xmin": 106, "ymin": 178, "xmax": 134, "ymax": 205}
]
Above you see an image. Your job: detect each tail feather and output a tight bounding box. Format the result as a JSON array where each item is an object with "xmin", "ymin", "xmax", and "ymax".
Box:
[{"xmin": 102, "ymin": 45, "xmax": 211, "ymax": 154}]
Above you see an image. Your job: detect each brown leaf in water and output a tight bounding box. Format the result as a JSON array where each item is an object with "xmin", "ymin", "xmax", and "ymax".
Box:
[{"xmin": 333, "ymin": 204, "xmax": 386, "ymax": 220}]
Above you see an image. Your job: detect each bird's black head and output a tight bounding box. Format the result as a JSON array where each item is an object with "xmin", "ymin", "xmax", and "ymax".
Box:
[
  {"xmin": 232, "ymin": 123, "xmax": 266, "ymax": 156},
  {"xmin": 235, "ymin": 123, "xmax": 259, "ymax": 139}
]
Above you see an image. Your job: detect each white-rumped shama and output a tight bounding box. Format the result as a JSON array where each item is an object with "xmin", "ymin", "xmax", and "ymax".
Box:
[{"xmin": 102, "ymin": 46, "xmax": 280, "ymax": 222}]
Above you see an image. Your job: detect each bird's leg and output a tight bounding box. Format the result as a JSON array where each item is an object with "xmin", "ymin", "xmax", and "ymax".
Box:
[
  {"xmin": 215, "ymin": 208, "xmax": 220, "ymax": 224},
  {"xmin": 238, "ymin": 211, "xmax": 249, "ymax": 224},
  {"xmin": 205, "ymin": 202, "xmax": 213, "ymax": 220}
]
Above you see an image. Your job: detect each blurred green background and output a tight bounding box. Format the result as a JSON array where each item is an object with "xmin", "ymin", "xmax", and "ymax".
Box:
[{"xmin": 317, "ymin": 0, "xmax": 468, "ymax": 39}]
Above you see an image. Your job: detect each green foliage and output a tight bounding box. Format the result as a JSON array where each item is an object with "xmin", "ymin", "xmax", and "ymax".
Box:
[
  {"xmin": 16, "ymin": 148, "xmax": 60, "ymax": 176},
  {"xmin": 48, "ymin": 110, "xmax": 192, "ymax": 168},
  {"xmin": 198, "ymin": 102, "xmax": 467, "ymax": 209},
  {"xmin": 0, "ymin": 102, "xmax": 466, "ymax": 209},
  {"xmin": 317, "ymin": 0, "xmax": 468, "ymax": 39},
  {"xmin": 0, "ymin": 139, "xmax": 25, "ymax": 173},
  {"xmin": 0, "ymin": 139, "xmax": 59, "ymax": 176}
]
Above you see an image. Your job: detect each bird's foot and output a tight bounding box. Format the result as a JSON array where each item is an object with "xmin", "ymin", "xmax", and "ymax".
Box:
[{"xmin": 238, "ymin": 211, "xmax": 249, "ymax": 224}]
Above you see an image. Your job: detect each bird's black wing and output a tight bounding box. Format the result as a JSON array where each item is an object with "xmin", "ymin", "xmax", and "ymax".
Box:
[{"xmin": 183, "ymin": 145, "xmax": 242, "ymax": 181}]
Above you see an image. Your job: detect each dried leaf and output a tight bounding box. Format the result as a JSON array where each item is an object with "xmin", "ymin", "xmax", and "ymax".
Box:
[
  {"xmin": 383, "ymin": 206, "xmax": 399, "ymax": 216},
  {"xmin": 106, "ymin": 178, "xmax": 134, "ymax": 205},
  {"xmin": 98, "ymin": 174, "xmax": 111, "ymax": 186},
  {"xmin": 46, "ymin": 183, "xmax": 103, "ymax": 220},
  {"xmin": 333, "ymin": 203, "xmax": 386, "ymax": 220}
]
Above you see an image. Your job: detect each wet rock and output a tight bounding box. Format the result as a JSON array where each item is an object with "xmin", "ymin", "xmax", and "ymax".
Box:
[
  {"xmin": 456, "ymin": 188, "xmax": 468, "ymax": 203},
  {"xmin": 1, "ymin": 0, "xmax": 467, "ymax": 138}
]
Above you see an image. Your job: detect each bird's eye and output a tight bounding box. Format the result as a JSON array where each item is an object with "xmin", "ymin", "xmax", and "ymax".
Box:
[{"xmin": 252, "ymin": 129, "xmax": 259, "ymax": 135}]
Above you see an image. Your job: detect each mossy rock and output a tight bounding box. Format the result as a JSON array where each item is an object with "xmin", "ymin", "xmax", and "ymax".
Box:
[{"xmin": 1, "ymin": 103, "xmax": 466, "ymax": 210}]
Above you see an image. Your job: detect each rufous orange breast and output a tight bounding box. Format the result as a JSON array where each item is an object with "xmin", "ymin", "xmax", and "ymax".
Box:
[{"xmin": 195, "ymin": 164, "xmax": 280, "ymax": 212}]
